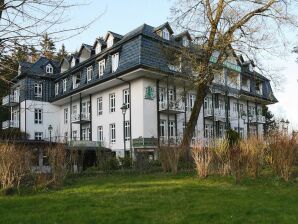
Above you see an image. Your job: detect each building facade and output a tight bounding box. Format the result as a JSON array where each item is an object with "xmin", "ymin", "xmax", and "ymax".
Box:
[{"xmin": 2, "ymin": 22, "xmax": 277, "ymax": 157}]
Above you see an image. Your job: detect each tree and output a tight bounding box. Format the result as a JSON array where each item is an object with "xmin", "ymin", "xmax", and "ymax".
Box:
[
  {"xmin": 263, "ymin": 106, "xmax": 278, "ymax": 135},
  {"xmin": 168, "ymin": 0, "xmax": 297, "ymax": 152},
  {"xmin": 55, "ymin": 44, "xmax": 68, "ymax": 62},
  {"xmin": 40, "ymin": 33, "xmax": 56, "ymax": 59}
]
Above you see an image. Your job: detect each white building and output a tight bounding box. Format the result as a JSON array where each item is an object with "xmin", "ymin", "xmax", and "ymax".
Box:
[{"xmin": 2, "ymin": 22, "xmax": 277, "ymax": 158}]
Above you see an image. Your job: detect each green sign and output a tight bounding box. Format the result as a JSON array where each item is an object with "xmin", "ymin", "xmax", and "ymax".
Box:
[
  {"xmin": 144, "ymin": 86, "xmax": 154, "ymax": 100},
  {"xmin": 209, "ymin": 56, "xmax": 241, "ymax": 73}
]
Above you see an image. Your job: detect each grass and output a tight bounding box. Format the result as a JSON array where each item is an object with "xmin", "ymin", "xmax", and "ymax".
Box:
[{"xmin": 0, "ymin": 171, "xmax": 297, "ymax": 224}]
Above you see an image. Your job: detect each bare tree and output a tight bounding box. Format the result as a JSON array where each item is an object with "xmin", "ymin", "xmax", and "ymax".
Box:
[
  {"xmin": 0, "ymin": 0, "xmax": 102, "ymax": 81},
  {"xmin": 168, "ymin": 0, "xmax": 297, "ymax": 152}
]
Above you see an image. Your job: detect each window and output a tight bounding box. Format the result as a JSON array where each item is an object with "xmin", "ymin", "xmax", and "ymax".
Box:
[
  {"xmin": 189, "ymin": 94, "xmax": 196, "ymax": 110},
  {"xmin": 168, "ymin": 89, "xmax": 174, "ymax": 102},
  {"xmin": 64, "ymin": 108, "xmax": 68, "ymax": 124},
  {"xmin": 160, "ymin": 120, "xmax": 166, "ymax": 137},
  {"xmin": 72, "ymin": 73, "xmax": 81, "ymax": 89},
  {"xmin": 204, "ymin": 124, "xmax": 213, "ymax": 139},
  {"xmin": 97, "ymin": 97, "xmax": 103, "ymax": 115},
  {"xmin": 219, "ymin": 125, "xmax": 224, "ymax": 138},
  {"xmin": 55, "ymin": 83, "xmax": 59, "ymax": 96},
  {"xmin": 46, "ymin": 64, "xmax": 53, "ymax": 74},
  {"xmin": 239, "ymin": 104, "xmax": 244, "ymax": 113},
  {"xmin": 109, "ymin": 93, "xmax": 115, "ymax": 112},
  {"xmin": 64, "ymin": 132, "xmax": 68, "ymax": 142},
  {"xmin": 182, "ymin": 36, "xmax": 189, "ymax": 47},
  {"xmin": 95, "ymin": 43, "xmax": 101, "ymax": 54},
  {"xmin": 110, "ymin": 123, "xmax": 116, "ymax": 143},
  {"xmin": 34, "ymin": 132, "xmax": 43, "ymax": 140},
  {"xmin": 34, "ymin": 109, "xmax": 42, "ymax": 124},
  {"xmin": 72, "ymin": 130, "xmax": 77, "ymax": 141},
  {"xmin": 159, "ymin": 88, "xmax": 166, "ymax": 102},
  {"xmin": 123, "ymin": 89, "xmax": 130, "ymax": 109},
  {"xmin": 34, "ymin": 83, "xmax": 42, "ymax": 97},
  {"xmin": 111, "ymin": 53, "xmax": 119, "ymax": 72},
  {"xmin": 125, "ymin": 121, "xmax": 130, "ymax": 141},
  {"xmin": 107, "ymin": 36, "xmax": 113, "ymax": 48},
  {"xmin": 82, "ymin": 129, "xmax": 86, "ymax": 140},
  {"xmin": 162, "ymin": 29, "xmax": 170, "ymax": 40},
  {"xmin": 87, "ymin": 66, "xmax": 93, "ymax": 82},
  {"xmin": 72, "ymin": 105, "xmax": 77, "ymax": 115},
  {"xmin": 233, "ymin": 102, "xmax": 238, "ymax": 113},
  {"xmin": 98, "ymin": 59, "xmax": 105, "ymax": 77},
  {"xmin": 98, "ymin": 126, "xmax": 103, "ymax": 142},
  {"xmin": 63, "ymin": 79, "xmax": 67, "ymax": 92},
  {"xmin": 169, "ymin": 121, "xmax": 175, "ymax": 137},
  {"xmin": 71, "ymin": 58, "xmax": 76, "ymax": 67}
]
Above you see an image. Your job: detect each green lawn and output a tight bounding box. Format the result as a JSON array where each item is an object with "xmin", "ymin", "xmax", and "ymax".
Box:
[{"xmin": 0, "ymin": 172, "xmax": 297, "ymax": 224}]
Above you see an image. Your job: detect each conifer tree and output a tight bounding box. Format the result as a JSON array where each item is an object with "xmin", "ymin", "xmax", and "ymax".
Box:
[
  {"xmin": 56, "ymin": 44, "xmax": 68, "ymax": 62},
  {"xmin": 40, "ymin": 33, "xmax": 56, "ymax": 59}
]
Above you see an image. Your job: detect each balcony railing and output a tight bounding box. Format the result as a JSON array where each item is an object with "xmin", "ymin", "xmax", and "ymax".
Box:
[
  {"xmin": 229, "ymin": 111, "xmax": 238, "ymax": 120},
  {"xmin": 241, "ymin": 85, "xmax": 250, "ymax": 91},
  {"xmin": 204, "ymin": 108, "xmax": 213, "ymax": 117},
  {"xmin": 2, "ymin": 95, "xmax": 19, "ymax": 106},
  {"xmin": 214, "ymin": 108, "xmax": 226, "ymax": 120},
  {"xmin": 257, "ymin": 115, "xmax": 266, "ymax": 123},
  {"xmin": 132, "ymin": 137, "xmax": 158, "ymax": 148},
  {"xmin": 71, "ymin": 113, "xmax": 90, "ymax": 123},
  {"xmin": 68, "ymin": 140, "xmax": 103, "ymax": 148},
  {"xmin": 2, "ymin": 120, "xmax": 19, "ymax": 129},
  {"xmin": 159, "ymin": 101, "xmax": 184, "ymax": 113}
]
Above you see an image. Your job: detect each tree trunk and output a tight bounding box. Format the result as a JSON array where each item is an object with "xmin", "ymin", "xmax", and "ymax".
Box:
[
  {"xmin": 0, "ymin": 0, "xmax": 4, "ymax": 21},
  {"xmin": 181, "ymin": 83, "xmax": 209, "ymax": 157}
]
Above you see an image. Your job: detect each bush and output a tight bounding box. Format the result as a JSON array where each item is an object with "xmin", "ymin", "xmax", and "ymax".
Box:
[
  {"xmin": 119, "ymin": 156, "xmax": 133, "ymax": 169},
  {"xmin": 209, "ymin": 139, "xmax": 230, "ymax": 175},
  {"xmin": 158, "ymin": 146, "xmax": 180, "ymax": 174},
  {"xmin": 226, "ymin": 129, "xmax": 240, "ymax": 147},
  {"xmin": 0, "ymin": 143, "xmax": 32, "ymax": 192},
  {"xmin": 269, "ymin": 134, "xmax": 298, "ymax": 181},
  {"xmin": 192, "ymin": 143, "xmax": 212, "ymax": 178},
  {"xmin": 98, "ymin": 157, "xmax": 119, "ymax": 172}
]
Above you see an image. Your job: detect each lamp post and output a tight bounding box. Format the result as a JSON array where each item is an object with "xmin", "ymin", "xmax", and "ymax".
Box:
[
  {"xmin": 48, "ymin": 124, "xmax": 53, "ymax": 143},
  {"xmin": 241, "ymin": 112, "xmax": 253, "ymax": 137},
  {"xmin": 280, "ymin": 119, "xmax": 290, "ymax": 133},
  {"xmin": 120, "ymin": 103, "xmax": 128, "ymax": 157}
]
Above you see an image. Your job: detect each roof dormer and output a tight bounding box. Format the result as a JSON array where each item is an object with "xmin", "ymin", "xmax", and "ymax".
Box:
[
  {"xmin": 60, "ymin": 57, "xmax": 70, "ymax": 73},
  {"xmin": 154, "ymin": 22, "xmax": 174, "ymax": 40},
  {"xmin": 104, "ymin": 31, "xmax": 123, "ymax": 48},
  {"xmin": 93, "ymin": 37, "xmax": 106, "ymax": 55},
  {"xmin": 78, "ymin": 44, "xmax": 92, "ymax": 63},
  {"xmin": 175, "ymin": 31, "xmax": 192, "ymax": 47},
  {"xmin": 70, "ymin": 54, "xmax": 78, "ymax": 68}
]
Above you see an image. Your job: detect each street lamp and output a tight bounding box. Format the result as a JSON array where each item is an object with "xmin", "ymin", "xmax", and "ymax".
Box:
[
  {"xmin": 241, "ymin": 112, "xmax": 253, "ymax": 137},
  {"xmin": 48, "ymin": 124, "xmax": 53, "ymax": 143},
  {"xmin": 280, "ymin": 119, "xmax": 290, "ymax": 133},
  {"xmin": 120, "ymin": 103, "xmax": 128, "ymax": 157}
]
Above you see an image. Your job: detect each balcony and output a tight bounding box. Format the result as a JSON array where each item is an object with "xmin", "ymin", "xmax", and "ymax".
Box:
[
  {"xmin": 204, "ymin": 108, "xmax": 213, "ymax": 117},
  {"xmin": 2, "ymin": 120, "xmax": 19, "ymax": 129},
  {"xmin": 71, "ymin": 113, "xmax": 90, "ymax": 124},
  {"xmin": 229, "ymin": 111, "xmax": 239, "ymax": 120},
  {"xmin": 159, "ymin": 136, "xmax": 182, "ymax": 146},
  {"xmin": 132, "ymin": 137, "xmax": 158, "ymax": 148},
  {"xmin": 214, "ymin": 108, "xmax": 226, "ymax": 121},
  {"xmin": 159, "ymin": 101, "xmax": 185, "ymax": 114},
  {"xmin": 257, "ymin": 115, "xmax": 265, "ymax": 124},
  {"xmin": 68, "ymin": 140, "xmax": 103, "ymax": 148},
  {"xmin": 2, "ymin": 95, "xmax": 19, "ymax": 106},
  {"xmin": 241, "ymin": 85, "xmax": 250, "ymax": 92}
]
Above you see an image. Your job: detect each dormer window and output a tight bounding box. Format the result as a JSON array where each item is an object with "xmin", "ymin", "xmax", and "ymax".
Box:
[
  {"xmin": 107, "ymin": 36, "xmax": 114, "ymax": 48},
  {"xmin": 182, "ymin": 36, "xmax": 189, "ymax": 47},
  {"xmin": 255, "ymin": 81, "xmax": 263, "ymax": 95},
  {"xmin": 95, "ymin": 43, "xmax": 101, "ymax": 54},
  {"xmin": 72, "ymin": 72, "xmax": 81, "ymax": 89},
  {"xmin": 46, "ymin": 64, "xmax": 53, "ymax": 74},
  {"xmin": 162, "ymin": 29, "xmax": 170, "ymax": 40},
  {"xmin": 71, "ymin": 58, "xmax": 76, "ymax": 68},
  {"xmin": 241, "ymin": 76, "xmax": 250, "ymax": 91},
  {"xmin": 87, "ymin": 66, "xmax": 93, "ymax": 82}
]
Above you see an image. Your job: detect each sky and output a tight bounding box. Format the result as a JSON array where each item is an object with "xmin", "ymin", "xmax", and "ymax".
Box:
[{"xmin": 57, "ymin": 0, "xmax": 298, "ymax": 130}]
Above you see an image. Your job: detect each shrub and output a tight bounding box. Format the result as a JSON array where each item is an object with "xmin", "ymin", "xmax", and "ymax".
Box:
[
  {"xmin": 119, "ymin": 156, "xmax": 133, "ymax": 169},
  {"xmin": 0, "ymin": 143, "xmax": 32, "ymax": 193},
  {"xmin": 226, "ymin": 129, "xmax": 240, "ymax": 147},
  {"xmin": 158, "ymin": 146, "xmax": 180, "ymax": 174},
  {"xmin": 269, "ymin": 134, "xmax": 298, "ymax": 181},
  {"xmin": 192, "ymin": 143, "xmax": 212, "ymax": 178},
  {"xmin": 209, "ymin": 139, "xmax": 230, "ymax": 175},
  {"xmin": 98, "ymin": 157, "xmax": 119, "ymax": 172}
]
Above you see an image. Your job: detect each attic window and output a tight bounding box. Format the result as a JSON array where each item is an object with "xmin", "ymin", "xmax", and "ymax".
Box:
[
  {"xmin": 162, "ymin": 29, "xmax": 170, "ymax": 40},
  {"xmin": 72, "ymin": 72, "xmax": 81, "ymax": 89},
  {"xmin": 112, "ymin": 53, "xmax": 119, "ymax": 72},
  {"xmin": 95, "ymin": 43, "xmax": 101, "ymax": 54},
  {"xmin": 46, "ymin": 64, "xmax": 53, "ymax": 74},
  {"xmin": 71, "ymin": 58, "xmax": 76, "ymax": 68},
  {"xmin": 182, "ymin": 36, "xmax": 189, "ymax": 47},
  {"xmin": 107, "ymin": 36, "xmax": 113, "ymax": 48}
]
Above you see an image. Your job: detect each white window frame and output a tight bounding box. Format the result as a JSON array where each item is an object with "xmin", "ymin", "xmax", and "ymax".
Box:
[
  {"xmin": 46, "ymin": 64, "xmax": 53, "ymax": 74},
  {"xmin": 110, "ymin": 123, "xmax": 116, "ymax": 143},
  {"xmin": 107, "ymin": 36, "xmax": 114, "ymax": 48},
  {"xmin": 189, "ymin": 94, "xmax": 196, "ymax": 110},
  {"xmin": 72, "ymin": 130, "xmax": 77, "ymax": 141},
  {"xmin": 109, "ymin": 93, "xmax": 115, "ymax": 113},
  {"xmin": 98, "ymin": 59, "xmax": 105, "ymax": 77},
  {"xmin": 87, "ymin": 65, "xmax": 93, "ymax": 82},
  {"xmin": 123, "ymin": 89, "xmax": 130, "ymax": 109},
  {"xmin": 34, "ymin": 109, "xmax": 43, "ymax": 124},
  {"xmin": 55, "ymin": 82, "xmax": 59, "ymax": 96},
  {"xmin": 72, "ymin": 73, "xmax": 80, "ymax": 89},
  {"xmin": 34, "ymin": 83, "xmax": 42, "ymax": 98},
  {"xmin": 125, "ymin": 121, "xmax": 130, "ymax": 141},
  {"xmin": 169, "ymin": 121, "xmax": 175, "ymax": 137},
  {"xmin": 160, "ymin": 120, "xmax": 166, "ymax": 137},
  {"xmin": 98, "ymin": 126, "xmax": 103, "ymax": 142},
  {"xmin": 162, "ymin": 28, "xmax": 170, "ymax": 40},
  {"xmin": 95, "ymin": 43, "xmax": 101, "ymax": 54},
  {"xmin": 97, "ymin": 97, "xmax": 103, "ymax": 115},
  {"xmin": 34, "ymin": 132, "xmax": 43, "ymax": 140},
  {"xmin": 64, "ymin": 108, "xmax": 68, "ymax": 124},
  {"xmin": 63, "ymin": 79, "xmax": 67, "ymax": 92},
  {"xmin": 111, "ymin": 53, "xmax": 119, "ymax": 72}
]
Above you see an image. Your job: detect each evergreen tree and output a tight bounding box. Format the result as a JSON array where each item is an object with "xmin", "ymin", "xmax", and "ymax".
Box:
[
  {"xmin": 263, "ymin": 106, "xmax": 278, "ymax": 135},
  {"xmin": 55, "ymin": 44, "xmax": 68, "ymax": 61},
  {"xmin": 29, "ymin": 45, "xmax": 39, "ymax": 63},
  {"xmin": 40, "ymin": 33, "xmax": 56, "ymax": 59}
]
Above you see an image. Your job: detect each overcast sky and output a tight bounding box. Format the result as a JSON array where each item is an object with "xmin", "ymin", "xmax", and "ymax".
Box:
[{"xmin": 58, "ymin": 0, "xmax": 298, "ymax": 130}]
